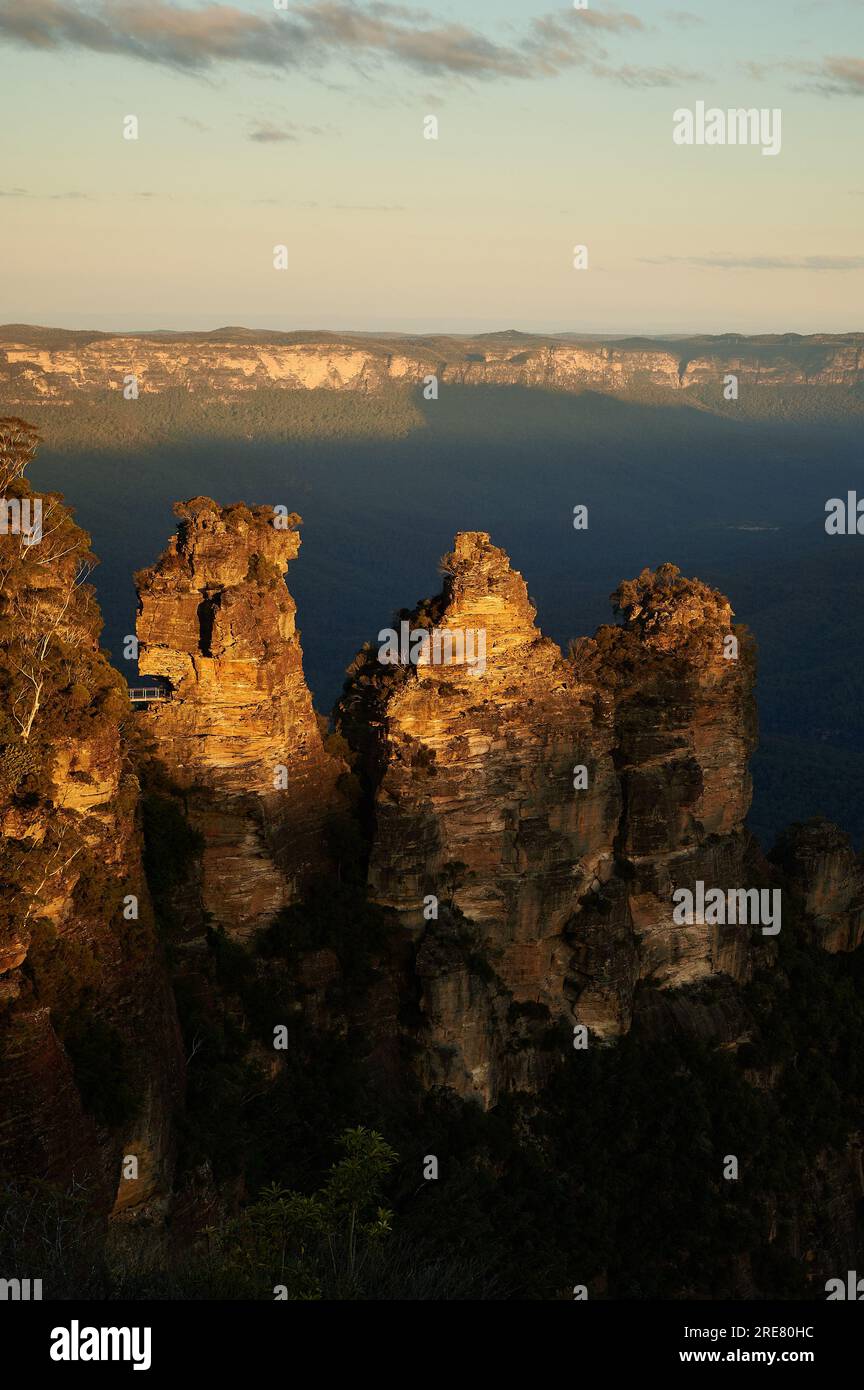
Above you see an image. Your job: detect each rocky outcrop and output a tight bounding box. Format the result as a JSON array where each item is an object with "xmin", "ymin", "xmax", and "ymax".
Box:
[
  {"xmin": 569, "ymin": 562, "xmax": 767, "ymax": 1040},
  {"xmin": 340, "ymin": 540, "xmax": 775, "ymax": 1103},
  {"xmin": 771, "ymin": 819, "xmax": 864, "ymax": 953},
  {"xmin": 3, "ymin": 435, "xmax": 861, "ymax": 1170},
  {"xmin": 4, "ymin": 427, "xmax": 864, "ymax": 1300},
  {"xmin": 340, "ymin": 532, "xmax": 621, "ymax": 1099},
  {"xmin": 0, "ymin": 418, "xmax": 182, "ymax": 1214},
  {"xmin": 135, "ymin": 498, "xmax": 343, "ymax": 937}
]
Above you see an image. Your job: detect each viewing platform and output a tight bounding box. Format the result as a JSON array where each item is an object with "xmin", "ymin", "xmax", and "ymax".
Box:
[{"xmin": 127, "ymin": 686, "xmax": 172, "ymax": 705}]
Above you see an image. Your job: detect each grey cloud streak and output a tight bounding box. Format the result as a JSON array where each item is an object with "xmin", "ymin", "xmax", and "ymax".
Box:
[
  {"xmin": 801, "ymin": 55, "xmax": 864, "ymax": 95},
  {"xmin": 0, "ymin": 0, "xmax": 660, "ymax": 83},
  {"xmin": 742, "ymin": 53, "xmax": 864, "ymax": 97}
]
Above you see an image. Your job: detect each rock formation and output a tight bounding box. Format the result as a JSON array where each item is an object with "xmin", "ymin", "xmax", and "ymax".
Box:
[
  {"xmin": 2, "ymin": 328, "xmax": 863, "ymax": 404},
  {"xmin": 135, "ymin": 497, "xmax": 343, "ymax": 937},
  {"xmin": 3, "ymin": 427, "xmax": 864, "ymax": 1299},
  {"xmin": 0, "ymin": 418, "xmax": 181, "ymax": 1214},
  {"xmin": 338, "ymin": 532, "xmax": 620, "ymax": 1099},
  {"xmin": 771, "ymin": 819, "xmax": 864, "ymax": 953},
  {"xmin": 2, "ymin": 441, "xmax": 862, "ymax": 1213},
  {"xmin": 567, "ymin": 561, "xmax": 769, "ymax": 1039},
  {"xmin": 340, "ymin": 538, "xmax": 776, "ymax": 1103}
]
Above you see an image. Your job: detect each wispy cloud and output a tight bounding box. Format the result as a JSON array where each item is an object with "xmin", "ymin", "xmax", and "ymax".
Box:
[
  {"xmin": 742, "ymin": 53, "xmax": 864, "ymax": 97},
  {"xmin": 0, "ymin": 0, "xmax": 654, "ymax": 84},
  {"xmin": 246, "ymin": 118, "xmax": 328, "ymax": 143},
  {"xmin": 663, "ymin": 9, "xmax": 705, "ymax": 26},
  {"xmin": 590, "ymin": 61, "xmax": 702, "ymax": 87},
  {"xmin": 642, "ymin": 253, "xmax": 864, "ymax": 271},
  {"xmin": 247, "ymin": 121, "xmax": 299, "ymax": 143},
  {"xmin": 0, "ymin": 187, "xmax": 93, "ymax": 199},
  {"xmin": 798, "ymin": 55, "xmax": 864, "ymax": 95}
]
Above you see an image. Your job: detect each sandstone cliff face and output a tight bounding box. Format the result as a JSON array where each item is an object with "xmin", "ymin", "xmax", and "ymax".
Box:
[
  {"xmin": 0, "ymin": 419, "xmax": 182, "ymax": 1213},
  {"xmin": 771, "ymin": 819, "xmax": 864, "ymax": 953},
  {"xmin": 3, "ymin": 424, "xmax": 863, "ymax": 1299},
  {"xmin": 340, "ymin": 540, "xmax": 774, "ymax": 1103},
  {"xmin": 340, "ymin": 532, "xmax": 620, "ymax": 1099},
  {"xmin": 568, "ymin": 563, "xmax": 766, "ymax": 1040},
  {"xmin": 2, "ymin": 331, "xmax": 862, "ymax": 404},
  {"xmin": 135, "ymin": 498, "xmax": 343, "ymax": 937},
  {"xmin": 361, "ymin": 532, "xmax": 621, "ymax": 926}
]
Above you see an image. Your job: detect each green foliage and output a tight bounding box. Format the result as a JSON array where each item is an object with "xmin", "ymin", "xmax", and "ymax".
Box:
[
  {"xmin": 245, "ymin": 553, "xmax": 284, "ymax": 588},
  {"xmin": 24, "ymin": 387, "xmax": 423, "ymax": 456},
  {"xmin": 24, "ymin": 917, "xmax": 101, "ymax": 1028},
  {"xmin": 255, "ymin": 878, "xmax": 390, "ymax": 988},
  {"xmin": 141, "ymin": 792, "xmax": 204, "ymax": 934},
  {"xmin": 24, "ymin": 935, "xmax": 864, "ymax": 1300},
  {"xmin": 172, "ymin": 983, "xmax": 259, "ymax": 1182},
  {"xmin": 211, "ymin": 1127, "xmax": 397, "ymax": 1299},
  {"xmin": 70, "ymin": 854, "xmax": 126, "ymax": 922},
  {"xmin": 0, "ymin": 1176, "xmax": 106, "ymax": 1297},
  {"xmin": 323, "ymin": 728, "xmax": 354, "ymax": 766},
  {"xmin": 63, "ymin": 1015, "xmax": 136, "ymax": 1129},
  {"xmin": 67, "ymin": 682, "xmax": 92, "ymax": 711},
  {"xmin": 207, "ymin": 924, "xmax": 256, "ymax": 995}
]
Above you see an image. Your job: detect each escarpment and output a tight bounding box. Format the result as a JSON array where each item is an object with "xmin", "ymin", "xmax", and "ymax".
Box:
[
  {"xmin": 339, "ymin": 540, "xmax": 777, "ymax": 1103},
  {"xmin": 135, "ymin": 497, "xmax": 343, "ymax": 937},
  {"xmin": 0, "ymin": 418, "xmax": 182, "ymax": 1215},
  {"xmin": 2, "ymin": 330, "xmax": 863, "ymax": 404}
]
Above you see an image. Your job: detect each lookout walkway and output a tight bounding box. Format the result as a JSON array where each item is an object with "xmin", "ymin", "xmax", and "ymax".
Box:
[{"xmin": 127, "ymin": 686, "xmax": 172, "ymax": 704}]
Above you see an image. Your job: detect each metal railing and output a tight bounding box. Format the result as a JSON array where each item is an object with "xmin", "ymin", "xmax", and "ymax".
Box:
[{"xmin": 127, "ymin": 687, "xmax": 171, "ymax": 703}]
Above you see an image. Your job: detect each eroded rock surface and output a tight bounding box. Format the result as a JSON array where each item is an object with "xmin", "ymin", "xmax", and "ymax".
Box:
[
  {"xmin": 136, "ymin": 498, "xmax": 343, "ymax": 936},
  {"xmin": 0, "ymin": 419, "xmax": 181, "ymax": 1213},
  {"xmin": 2, "ymin": 331, "xmax": 863, "ymax": 402},
  {"xmin": 340, "ymin": 540, "xmax": 776, "ymax": 1102},
  {"xmin": 771, "ymin": 819, "xmax": 864, "ymax": 953}
]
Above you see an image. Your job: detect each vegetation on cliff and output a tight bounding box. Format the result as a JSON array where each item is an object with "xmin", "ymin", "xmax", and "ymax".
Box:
[
  {"xmin": 2, "ymin": 436, "xmax": 863, "ymax": 1302},
  {"xmin": 0, "ymin": 418, "xmax": 182, "ymax": 1215}
]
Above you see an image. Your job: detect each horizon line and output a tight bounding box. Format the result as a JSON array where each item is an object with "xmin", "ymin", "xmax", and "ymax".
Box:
[{"xmin": 3, "ymin": 323, "xmax": 864, "ymax": 341}]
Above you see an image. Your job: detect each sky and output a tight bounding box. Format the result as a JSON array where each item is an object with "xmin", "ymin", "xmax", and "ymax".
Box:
[{"xmin": 0, "ymin": 0, "xmax": 861, "ymax": 334}]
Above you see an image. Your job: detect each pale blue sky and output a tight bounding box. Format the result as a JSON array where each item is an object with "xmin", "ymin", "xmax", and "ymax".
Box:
[{"xmin": 0, "ymin": 0, "xmax": 861, "ymax": 332}]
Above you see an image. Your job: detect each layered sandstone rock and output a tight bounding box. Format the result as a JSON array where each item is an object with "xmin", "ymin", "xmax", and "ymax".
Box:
[
  {"xmin": 135, "ymin": 497, "xmax": 343, "ymax": 936},
  {"xmin": 2, "ymin": 330, "xmax": 862, "ymax": 405},
  {"xmin": 340, "ymin": 532, "xmax": 620, "ymax": 1099},
  {"xmin": 341, "ymin": 541, "xmax": 774, "ymax": 1102},
  {"xmin": 358, "ymin": 532, "xmax": 621, "ymax": 921},
  {"xmin": 0, "ymin": 419, "xmax": 182, "ymax": 1213},
  {"xmin": 567, "ymin": 564, "xmax": 766, "ymax": 1041},
  {"xmin": 771, "ymin": 819, "xmax": 864, "ymax": 953}
]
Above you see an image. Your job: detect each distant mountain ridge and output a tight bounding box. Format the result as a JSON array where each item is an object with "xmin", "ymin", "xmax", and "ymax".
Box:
[{"xmin": 1, "ymin": 326, "xmax": 863, "ymax": 403}]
